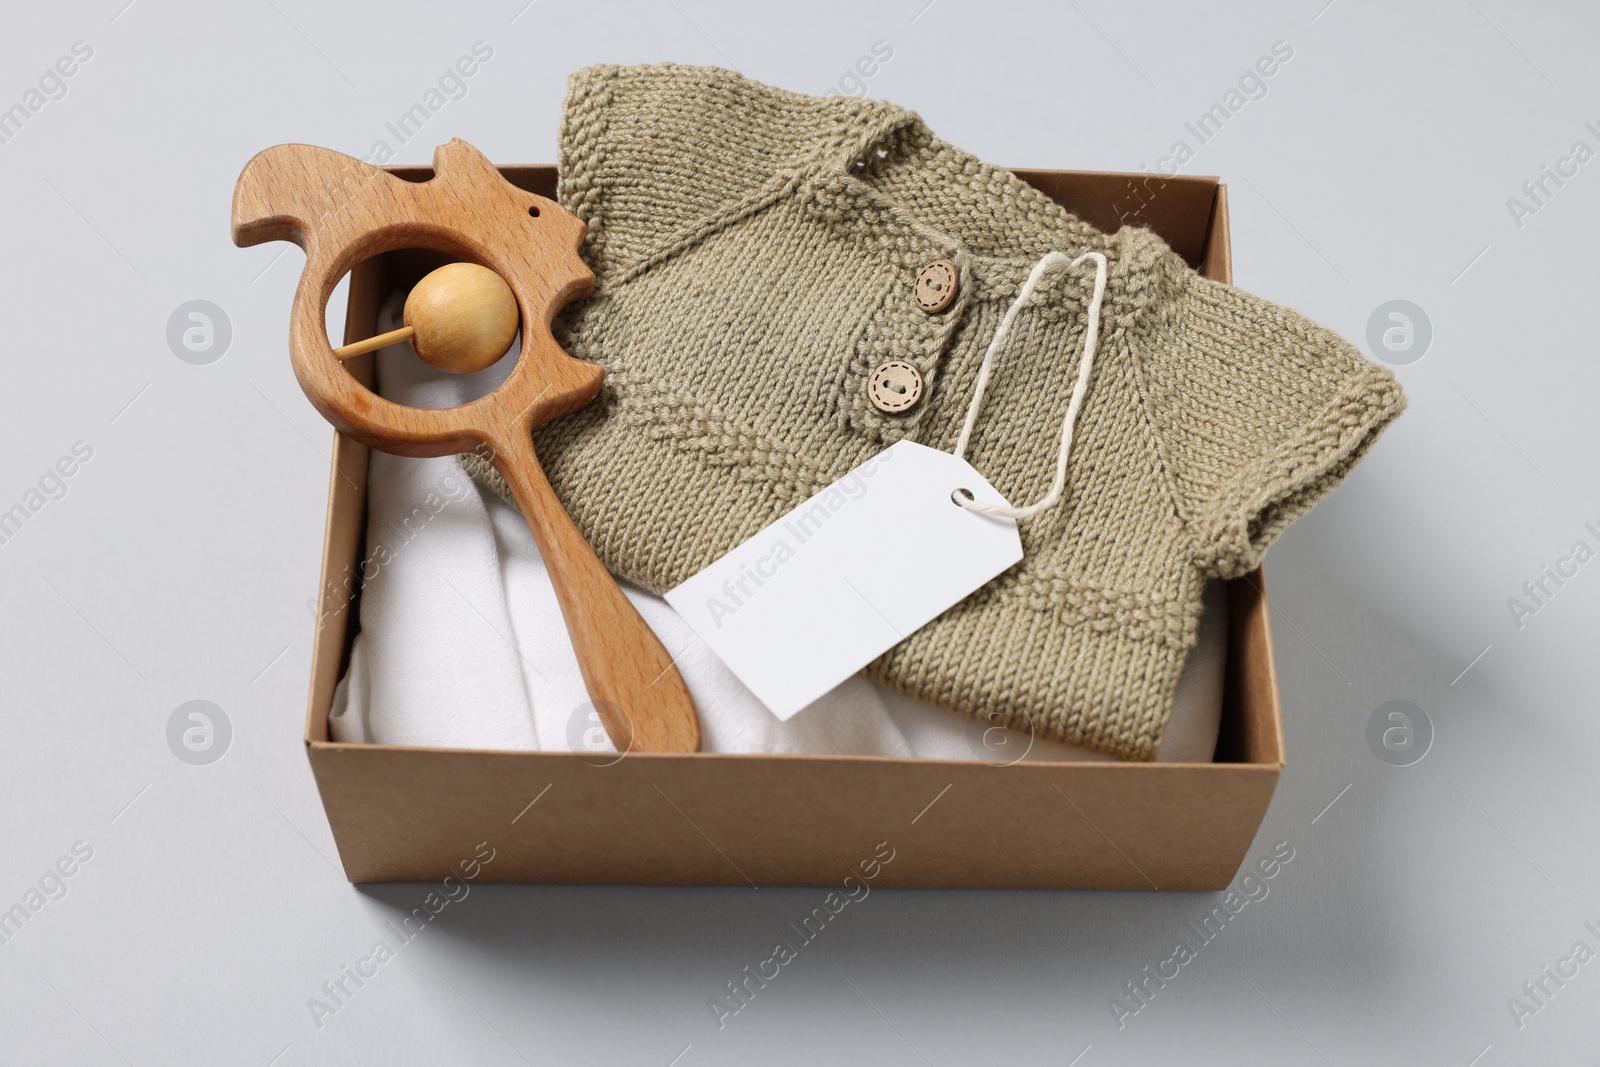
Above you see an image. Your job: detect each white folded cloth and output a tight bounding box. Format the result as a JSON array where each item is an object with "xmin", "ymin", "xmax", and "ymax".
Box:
[{"xmin": 330, "ymin": 294, "xmax": 1226, "ymax": 762}]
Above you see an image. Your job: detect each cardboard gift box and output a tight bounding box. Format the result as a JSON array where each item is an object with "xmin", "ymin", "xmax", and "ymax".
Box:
[{"xmin": 303, "ymin": 164, "xmax": 1283, "ymax": 891}]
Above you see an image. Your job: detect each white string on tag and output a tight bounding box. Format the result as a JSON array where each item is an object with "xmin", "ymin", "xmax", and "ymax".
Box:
[{"xmin": 952, "ymin": 250, "xmax": 1108, "ymax": 521}]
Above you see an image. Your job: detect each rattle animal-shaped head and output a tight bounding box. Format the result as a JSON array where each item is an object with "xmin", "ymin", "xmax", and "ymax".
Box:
[{"xmin": 231, "ymin": 138, "xmax": 600, "ymax": 458}]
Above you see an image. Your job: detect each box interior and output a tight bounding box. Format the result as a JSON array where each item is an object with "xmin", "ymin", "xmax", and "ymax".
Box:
[{"xmin": 300, "ymin": 165, "xmax": 1284, "ymax": 889}]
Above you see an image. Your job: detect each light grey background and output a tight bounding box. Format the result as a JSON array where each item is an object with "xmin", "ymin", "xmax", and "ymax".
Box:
[{"xmin": 2, "ymin": 1, "xmax": 1596, "ymax": 1063}]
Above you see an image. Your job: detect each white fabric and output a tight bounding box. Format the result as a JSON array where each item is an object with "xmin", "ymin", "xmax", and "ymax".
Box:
[{"xmin": 329, "ymin": 293, "xmax": 1227, "ymax": 762}]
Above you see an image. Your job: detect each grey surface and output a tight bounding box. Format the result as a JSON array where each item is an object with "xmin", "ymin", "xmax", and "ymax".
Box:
[{"xmin": 1, "ymin": 1, "xmax": 1596, "ymax": 1064}]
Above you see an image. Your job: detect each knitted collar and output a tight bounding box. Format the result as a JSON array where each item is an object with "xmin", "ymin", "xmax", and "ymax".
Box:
[
  {"xmin": 799, "ymin": 90, "xmax": 1188, "ymax": 317},
  {"xmin": 560, "ymin": 64, "xmax": 1189, "ymax": 327}
]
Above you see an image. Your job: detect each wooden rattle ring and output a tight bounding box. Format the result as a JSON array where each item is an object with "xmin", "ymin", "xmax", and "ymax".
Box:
[{"xmin": 231, "ymin": 139, "xmax": 701, "ymax": 755}]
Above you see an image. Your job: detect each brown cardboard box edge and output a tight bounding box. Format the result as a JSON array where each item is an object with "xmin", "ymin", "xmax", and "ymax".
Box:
[{"xmin": 303, "ymin": 165, "xmax": 1284, "ymax": 890}]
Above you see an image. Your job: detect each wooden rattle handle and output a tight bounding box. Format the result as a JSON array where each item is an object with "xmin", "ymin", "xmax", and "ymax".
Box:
[{"xmin": 489, "ymin": 430, "xmax": 700, "ymax": 755}]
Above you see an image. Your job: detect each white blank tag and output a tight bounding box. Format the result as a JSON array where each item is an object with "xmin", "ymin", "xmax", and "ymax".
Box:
[{"xmin": 665, "ymin": 441, "xmax": 1023, "ymax": 719}]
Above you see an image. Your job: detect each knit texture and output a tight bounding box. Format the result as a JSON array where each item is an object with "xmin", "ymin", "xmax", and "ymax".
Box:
[{"xmin": 463, "ymin": 63, "xmax": 1406, "ymax": 760}]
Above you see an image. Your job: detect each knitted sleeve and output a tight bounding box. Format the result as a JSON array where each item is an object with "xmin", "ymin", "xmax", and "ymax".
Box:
[
  {"xmin": 558, "ymin": 63, "xmax": 872, "ymax": 282},
  {"xmin": 1136, "ymin": 270, "xmax": 1406, "ymax": 579}
]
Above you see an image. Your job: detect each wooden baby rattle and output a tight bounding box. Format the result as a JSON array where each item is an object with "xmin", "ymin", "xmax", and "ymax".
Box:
[{"xmin": 231, "ymin": 139, "xmax": 701, "ymax": 754}]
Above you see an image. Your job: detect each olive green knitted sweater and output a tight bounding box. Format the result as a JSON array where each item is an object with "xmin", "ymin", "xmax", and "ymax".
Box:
[{"xmin": 466, "ymin": 63, "xmax": 1405, "ymax": 760}]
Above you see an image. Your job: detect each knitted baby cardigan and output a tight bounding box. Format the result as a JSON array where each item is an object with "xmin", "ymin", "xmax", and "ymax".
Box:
[{"xmin": 466, "ymin": 63, "xmax": 1405, "ymax": 760}]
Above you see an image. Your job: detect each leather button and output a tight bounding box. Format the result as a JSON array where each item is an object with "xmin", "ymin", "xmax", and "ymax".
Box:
[
  {"xmin": 914, "ymin": 259, "xmax": 958, "ymax": 313},
  {"xmin": 867, "ymin": 360, "xmax": 924, "ymax": 414}
]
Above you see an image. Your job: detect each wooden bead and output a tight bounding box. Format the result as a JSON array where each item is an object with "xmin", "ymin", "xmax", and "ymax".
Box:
[{"xmin": 402, "ymin": 262, "xmax": 519, "ymax": 373}]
